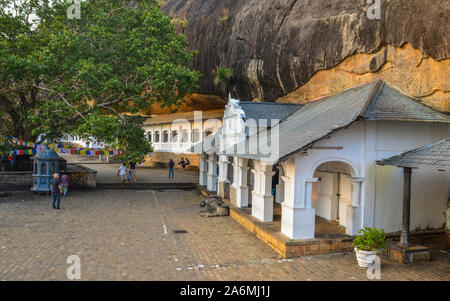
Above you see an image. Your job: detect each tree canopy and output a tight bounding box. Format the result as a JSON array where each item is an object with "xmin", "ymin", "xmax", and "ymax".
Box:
[{"xmin": 0, "ymin": 0, "xmax": 199, "ymax": 162}]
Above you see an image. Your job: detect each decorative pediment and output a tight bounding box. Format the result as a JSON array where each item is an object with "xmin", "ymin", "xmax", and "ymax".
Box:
[
  {"xmin": 223, "ymin": 93, "xmax": 246, "ymax": 136},
  {"xmin": 224, "ymin": 93, "xmax": 245, "ymax": 119}
]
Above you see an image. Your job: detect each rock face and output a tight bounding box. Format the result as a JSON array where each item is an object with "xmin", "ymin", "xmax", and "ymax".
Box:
[
  {"xmin": 279, "ymin": 44, "xmax": 450, "ymax": 112},
  {"xmin": 163, "ymin": 0, "xmax": 449, "ymax": 111}
]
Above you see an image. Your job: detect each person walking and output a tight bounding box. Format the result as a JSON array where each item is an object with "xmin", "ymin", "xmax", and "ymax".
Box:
[
  {"xmin": 168, "ymin": 159, "xmax": 175, "ymax": 179},
  {"xmin": 50, "ymin": 173, "xmax": 62, "ymax": 209},
  {"xmin": 60, "ymin": 171, "xmax": 70, "ymax": 197},
  {"xmin": 118, "ymin": 163, "xmax": 127, "ymax": 187},
  {"xmin": 129, "ymin": 161, "xmax": 137, "ymax": 182}
]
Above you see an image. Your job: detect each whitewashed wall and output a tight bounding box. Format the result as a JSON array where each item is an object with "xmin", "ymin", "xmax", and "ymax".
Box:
[
  {"xmin": 369, "ymin": 121, "xmax": 450, "ymax": 233},
  {"xmin": 282, "ymin": 120, "xmax": 449, "ymax": 235},
  {"xmin": 143, "ymin": 119, "xmax": 222, "ymax": 154}
]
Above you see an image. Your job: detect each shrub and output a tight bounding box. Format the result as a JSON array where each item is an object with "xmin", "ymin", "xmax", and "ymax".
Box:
[
  {"xmin": 172, "ymin": 18, "xmax": 188, "ymax": 29},
  {"xmin": 352, "ymin": 227, "xmax": 386, "ymax": 252},
  {"xmin": 218, "ymin": 9, "xmax": 229, "ymax": 27},
  {"xmin": 213, "ymin": 67, "xmax": 233, "ymax": 87}
]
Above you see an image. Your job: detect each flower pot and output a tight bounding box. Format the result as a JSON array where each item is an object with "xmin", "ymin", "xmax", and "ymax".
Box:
[{"xmin": 354, "ymin": 247, "xmax": 377, "ymax": 267}]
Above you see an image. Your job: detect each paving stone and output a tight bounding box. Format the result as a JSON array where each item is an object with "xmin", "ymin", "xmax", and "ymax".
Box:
[{"xmin": 0, "ymin": 190, "xmax": 448, "ymax": 280}]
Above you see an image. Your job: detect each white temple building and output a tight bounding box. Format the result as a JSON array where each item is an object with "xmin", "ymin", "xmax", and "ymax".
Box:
[{"xmin": 189, "ymin": 80, "xmax": 450, "ymax": 240}]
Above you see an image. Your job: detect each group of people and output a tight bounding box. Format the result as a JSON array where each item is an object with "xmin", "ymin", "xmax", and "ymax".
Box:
[
  {"xmin": 117, "ymin": 162, "xmax": 137, "ymax": 187},
  {"xmin": 168, "ymin": 157, "xmax": 190, "ymax": 178},
  {"xmin": 50, "ymin": 156, "xmax": 191, "ymax": 206},
  {"xmin": 49, "ymin": 172, "xmax": 70, "ymax": 209}
]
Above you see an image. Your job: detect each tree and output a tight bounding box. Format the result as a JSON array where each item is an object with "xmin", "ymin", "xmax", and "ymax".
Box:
[
  {"xmin": 0, "ymin": 0, "xmax": 199, "ymax": 161},
  {"xmin": 75, "ymin": 114, "xmax": 152, "ymax": 163},
  {"xmin": 213, "ymin": 67, "xmax": 233, "ymax": 93}
]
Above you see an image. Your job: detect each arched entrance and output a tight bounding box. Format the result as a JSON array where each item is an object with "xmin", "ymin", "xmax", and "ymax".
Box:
[{"xmin": 310, "ymin": 160, "xmax": 360, "ymax": 236}]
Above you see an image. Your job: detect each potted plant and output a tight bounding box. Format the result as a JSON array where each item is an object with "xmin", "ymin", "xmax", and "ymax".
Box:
[{"xmin": 353, "ymin": 227, "xmax": 387, "ymax": 267}]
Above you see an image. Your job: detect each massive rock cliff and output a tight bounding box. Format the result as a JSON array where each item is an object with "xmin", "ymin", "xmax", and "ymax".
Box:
[{"xmin": 162, "ymin": 0, "xmax": 449, "ymax": 112}]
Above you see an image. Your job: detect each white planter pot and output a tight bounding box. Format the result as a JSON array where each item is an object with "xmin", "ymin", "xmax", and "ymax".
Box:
[{"xmin": 354, "ymin": 247, "xmax": 377, "ymax": 267}]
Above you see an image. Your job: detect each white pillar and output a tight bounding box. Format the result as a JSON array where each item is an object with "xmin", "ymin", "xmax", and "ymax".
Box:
[
  {"xmin": 275, "ymin": 180, "xmax": 284, "ymax": 204},
  {"xmin": 280, "ymin": 158, "xmax": 316, "ymax": 240},
  {"xmin": 346, "ymin": 177, "xmax": 364, "ymax": 235},
  {"xmin": 351, "ymin": 177, "xmax": 363, "ymax": 207},
  {"xmin": 207, "ymin": 154, "xmax": 218, "ymax": 191},
  {"xmin": 217, "ymin": 155, "xmax": 229, "ymax": 197},
  {"xmin": 233, "ymin": 157, "xmax": 249, "ymax": 208},
  {"xmin": 304, "ymin": 177, "xmax": 318, "ymax": 209},
  {"xmin": 252, "ymin": 162, "xmax": 275, "ymax": 222},
  {"xmin": 199, "ymin": 154, "xmax": 208, "ymax": 186}
]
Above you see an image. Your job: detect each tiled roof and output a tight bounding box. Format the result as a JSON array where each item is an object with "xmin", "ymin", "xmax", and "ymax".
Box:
[
  {"xmin": 224, "ymin": 80, "xmax": 449, "ymax": 162},
  {"xmin": 363, "ymin": 84, "xmax": 449, "ymax": 122},
  {"xmin": 239, "ymin": 101, "xmax": 302, "ymax": 123},
  {"xmin": 377, "ymin": 139, "xmax": 450, "ymax": 170}
]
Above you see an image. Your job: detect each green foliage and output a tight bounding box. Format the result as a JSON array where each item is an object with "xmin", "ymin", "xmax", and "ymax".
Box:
[
  {"xmin": 75, "ymin": 114, "xmax": 152, "ymax": 164},
  {"xmin": 0, "ymin": 136, "xmax": 13, "ymax": 157},
  {"xmin": 352, "ymin": 227, "xmax": 387, "ymax": 252},
  {"xmin": 218, "ymin": 9, "xmax": 229, "ymax": 27},
  {"xmin": 172, "ymin": 17, "xmax": 188, "ymax": 29},
  {"xmin": 213, "ymin": 67, "xmax": 233, "ymax": 89},
  {"xmin": 0, "ymin": 0, "xmax": 199, "ymax": 157}
]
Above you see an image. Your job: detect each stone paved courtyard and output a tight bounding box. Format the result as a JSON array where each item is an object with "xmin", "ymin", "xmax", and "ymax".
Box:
[
  {"xmin": 84, "ymin": 163, "xmax": 199, "ymax": 184},
  {"xmin": 0, "ymin": 189, "xmax": 449, "ymax": 281}
]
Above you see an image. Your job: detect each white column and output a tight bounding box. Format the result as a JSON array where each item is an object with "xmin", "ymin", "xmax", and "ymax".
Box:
[
  {"xmin": 346, "ymin": 177, "xmax": 365, "ymax": 235},
  {"xmin": 304, "ymin": 177, "xmax": 318, "ymax": 209},
  {"xmin": 217, "ymin": 155, "xmax": 229, "ymax": 197},
  {"xmin": 207, "ymin": 154, "xmax": 218, "ymax": 191},
  {"xmin": 280, "ymin": 157, "xmax": 316, "ymax": 240},
  {"xmin": 234, "ymin": 157, "xmax": 249, "ymax": 208},
  {"xmin": 199, "ymin": 154, "xmax": 208, "ymax": 187},
  {"xmin": 351, "ymin": 177, "xmax": 363, "ymax": 207},
  {"xmin": 251, "ymin": 162, "xmax": 275, "ymax": 222},
  {"xmin": 275, "ymin": 175, "xmax": 284, "ymax": 204}
]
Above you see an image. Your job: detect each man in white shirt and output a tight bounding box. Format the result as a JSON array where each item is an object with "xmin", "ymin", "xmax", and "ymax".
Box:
[{"xmin": 117, "ymin": 163, "xmax": 128, "ymax": 187}]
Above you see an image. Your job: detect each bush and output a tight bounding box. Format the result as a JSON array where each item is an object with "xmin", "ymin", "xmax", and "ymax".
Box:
[
  {"xmin": 218, "ymin": 9, "xmax": 229, "ymax": 27},
  {"xmin": 352, "ymin": 227, "xmax": 386, "ymax": 252},
  {"xmin": 213, "ymin": 67, "xmax": 233, "ymax": 87}
]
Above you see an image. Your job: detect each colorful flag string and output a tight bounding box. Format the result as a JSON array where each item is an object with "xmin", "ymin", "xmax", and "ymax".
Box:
[{"xmin": 5, "ymin": 136, "xmax": 123, "ymax": 156}]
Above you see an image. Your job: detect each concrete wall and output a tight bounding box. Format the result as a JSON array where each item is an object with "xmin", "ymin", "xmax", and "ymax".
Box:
[
  {"xmin": 143, "ymin": 117, "xmax": 222, "ymax": 171},
  {"xmin": 0, "ymin": 171, "xmax": 33, "ymax": 186},
  {"xmin": 143, "ymin": 152, "xmax": 200, "ymax": 171},
  {"xmin": 0, "ymin": 164, "xmax": 97, "ymax": 190},
  {"xmin": 143, "ymin": 118, "xmax": 222, "ymax": 154},
  {"xmin": 66, "ymin": 164, "xmax": 97, "ymax": 189},
  {"xmin": 369, "ymin": 121, "xmax": 450, "ymax": 233}
]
